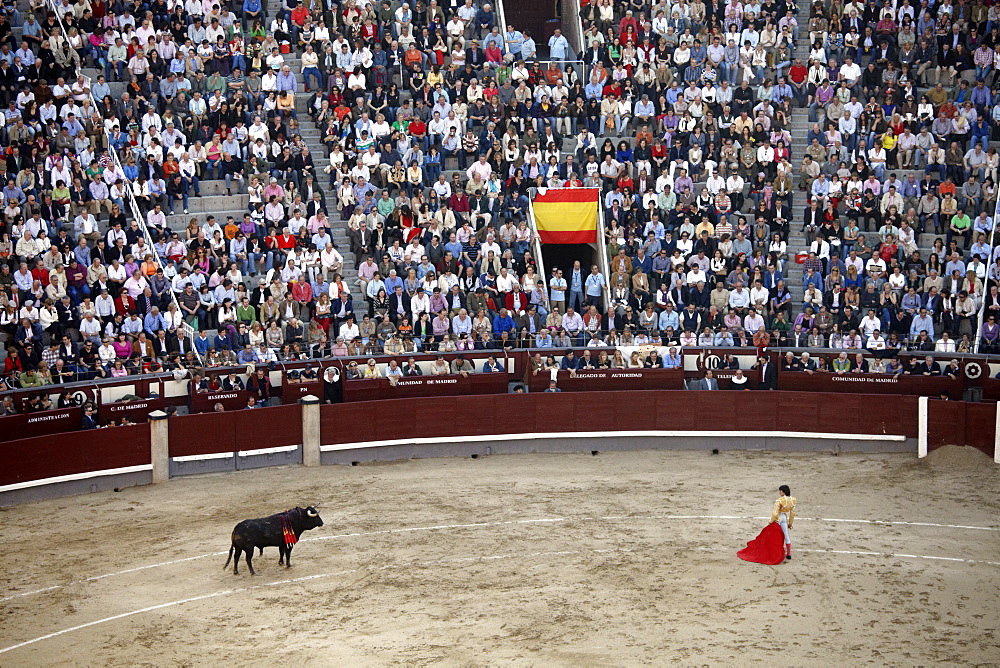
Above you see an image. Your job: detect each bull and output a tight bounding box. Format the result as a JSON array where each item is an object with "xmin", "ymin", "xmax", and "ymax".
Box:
[{"xmin": 223, "ymin": 506, "xmax": 323, "ymax": 575}]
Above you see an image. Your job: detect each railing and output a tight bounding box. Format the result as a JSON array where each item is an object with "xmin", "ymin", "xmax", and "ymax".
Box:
[
  {"xmin": 3, "ymin": 346, "xmax": 997, "ymax": 418},
  {"xmin": 561, "ymin": 0, "xmax": 586, "ymax": 59},
  {"xmin": 496, "ymin": 0, "xmax": 510, "ymax": 54},
  {"xmin": 974, "ymin": 192, "xmax": 1000, "ymax": 353},
  {"xmin": 46, "ymin": 0, "xmax": 200, "ymax": 363}
]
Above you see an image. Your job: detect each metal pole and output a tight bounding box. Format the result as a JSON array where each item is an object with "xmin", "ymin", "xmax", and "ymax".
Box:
[
  {"xmin": 974, "ymin": 193, "xmax": 1000, "ymax": 353},
  {"xmin": 526, "ymin": 196, "xmax": 550, "ymax": 311},
  {"xmin": 595, "ymin": 193, "xmax": 611, "ymax": 309},
  {"xmin": 496, "ymin": 0, "xmax": 509, "ymax": 56}
]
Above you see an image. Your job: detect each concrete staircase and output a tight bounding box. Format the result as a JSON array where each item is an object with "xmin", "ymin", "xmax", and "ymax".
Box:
[
  {"xmin": 266, "ymin": 23, "xmax": 361, "ymax": 291},
  {"xmin": 783, "ymin": 2, "xmax": 814, "ymax": 308},
  {"xmin": 778, "ymin": 0, "xmax": 998, "ymax": 309}
]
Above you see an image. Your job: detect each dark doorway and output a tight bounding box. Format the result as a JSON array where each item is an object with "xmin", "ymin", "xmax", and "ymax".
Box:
[
  {"xmin": 503, "ymin": 0, "xmax": 560, "ymax": 48},
  {"xmin": 541, "ymin": 243, "xmax": 597, "ymax": 279}
]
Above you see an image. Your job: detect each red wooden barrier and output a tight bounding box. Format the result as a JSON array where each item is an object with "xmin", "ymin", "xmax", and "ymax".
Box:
[
  {"xmin": 962, "ymin": 403, "xmax": 997, "ymax": 457},
  {"xmin": 525, "ymin": 368, "xmax": 684, "ymax": 392},
  {"xmin": 0, "ymin": 423, "xmax": 150, "ymax": 487},
  {"xmin": 778, "ymin": 370, "xmax": 963, "ymax": 397},
  {"xmin": 342, "ymin": 372, "xmax": 510, "ymax": 402},
  {"xmin": 282, "ymin": 380, "xmax": 324, "ymax": 402},
  {"xmin": 101, "ymin": 398, "xmax": 168, "ymax": 425},
  {"xmin": 981, "ymin": 378, "xmax": 1000, "ymax": 402},
  {"xmin": 167, "ymin": 411, "xmax": 238, "ymax": 457},
  {"xmin": 927, "ymin": 400, "xmax": 966, "ymax": 451},
  {"xmin": 3, "ymin": 391, "xmax": 995, "ymax": 502},
  {"xmin": 236, "ymin": 404, "xmax": 303, "ymax": 452},
  {"xmin": 189, "ymin": 389, "xmax": 255, "ymax": 412},
  {"xmin": 319, "ymin": 391, "xmax": 922, "ymax": 446},
  {"xmin": 926, "ymin": 400, "xmax": 996, "ymax": 457},
  {"xmin": 0, "ymin": 407, "xmax": 85, "ymax": 442},
  {"xmin": 165, "ymin": 404, "xmax": 304, "ymax": 458},
  {"xmin": 5, "ymin": 346, "xmax": 994, "ymax": 443}
]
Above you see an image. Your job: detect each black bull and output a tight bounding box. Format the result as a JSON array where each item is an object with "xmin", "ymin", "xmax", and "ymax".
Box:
[{"xmin": 224, "ymin": 506, "xmax": 324, "ymax": 575}]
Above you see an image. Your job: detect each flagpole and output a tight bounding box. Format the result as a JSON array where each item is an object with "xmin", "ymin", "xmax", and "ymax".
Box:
[{"xmin": 595, "ymin": 190, "xmax": 611, "ymax": 311}]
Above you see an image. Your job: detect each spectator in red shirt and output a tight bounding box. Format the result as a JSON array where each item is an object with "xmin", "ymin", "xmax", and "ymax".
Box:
[
  {"xmin": 408, "ymin": 118, "xmax": 427, "ymax": 150},
  {"xmin": 290, "ymin": 4, "xmax": 309, "ymax": 26},
  {"xmin": 31, "ymin": 264, "xmax": 50, "ymax": 287},
  {"xmin": 879, "ymin": 237, "xmax": 898, "ymax": 263},
  {"xmin": 449, "ymin": 190, "xmax": 471, "ymax": 224},
  {"xmin": 788, "ymin": 58, "xmax": 808, "ymax": 104},
  {"xmin": 277, "ymin": 229, "xmax": 296, "ymax": 251}
]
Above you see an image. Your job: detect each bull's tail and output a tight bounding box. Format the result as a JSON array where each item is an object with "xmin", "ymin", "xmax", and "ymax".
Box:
[{"xmin": 223, "ymin": 544, "xmax": 234, "ymax": 570}]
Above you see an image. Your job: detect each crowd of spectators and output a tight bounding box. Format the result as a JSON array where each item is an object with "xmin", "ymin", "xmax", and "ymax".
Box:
[
  {"xmin": 778, "ymin": 348, "xmax": 968, "ymax": 376},
  {"xmin": 320, "ymin": 0, "xmax": 1000, "ymax": 360},
  {"xmin": 572, "ymin": 0, "xmax": 1000, "ymax": 354},
  {"xmin": 4, "ymin": 0, "xmax": 1000, "ymax": 394}
]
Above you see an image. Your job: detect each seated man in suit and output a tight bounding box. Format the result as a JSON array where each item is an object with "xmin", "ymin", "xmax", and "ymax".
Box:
[
  {"xmin": 402, "ymin": 357, "xmax": 423, "ymax": 376},
  {"xmin": 851, "ymin": 353, "xmax": 869, "ymax": 373},
  {"xmin": 189, "ymin": 372, "xmax": 209, "ymax": 393},
  {"xmin": 916, "ymin": 355, "xmax": 941, "ymax": 375},
  {"xmin": 688, "ymin": 370, "xmax": 719, "ymax": 390},
  {"xmin": 482, "ymin": 355, "xmax": 505, "ymax": 372},
  {"xmin": 222, "ymin": 372, "xmax": 245, "ymax": 390},
  {"xmin": 560, "ymin": 349, "xmax": 580, "ymax": 371},
  {"xmin": 782, "ymin": 351, "xmax": 802, "ymax": 371},
  {"xmin": 798, "ymin": 352, "xmax": 817, "ymax": 374}
]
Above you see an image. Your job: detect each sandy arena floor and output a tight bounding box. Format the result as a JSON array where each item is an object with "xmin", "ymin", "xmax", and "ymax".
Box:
[{"xmin": 1, "ymin": 447, "xmax": 999, "ymax": 665}]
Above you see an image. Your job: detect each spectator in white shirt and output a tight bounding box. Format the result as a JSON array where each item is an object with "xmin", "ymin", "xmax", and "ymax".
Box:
[
  {"xmin": 867, "ymin": 330, "xmax": 887, "ymax": 350},
  {"xmin": 146, "ymin": 205, "xmax": 167, "ymax": 230},
  {"xmin": 496, "ymin": 267, "xmax": 516, "ymax": 293},
  {"xmin": 859, "ymin": 309, "xmax": 881, "ymax": 339},
  {"xmin": 935, "ymin": 333, "xmax": 957, "ymax": 352},
  {"xmin": 728, "ymin": 285, "xmax": 750, "ymax": 311},
  {"xmin": 466, "ymin": 155, "xmax": 493, "ymax": 181}
]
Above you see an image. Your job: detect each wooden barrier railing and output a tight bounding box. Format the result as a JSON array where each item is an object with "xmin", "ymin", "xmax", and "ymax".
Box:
[
  {"xmin": 2, "ymin": 345, "xmax": 998, "ymax": 443},
  {"xmin": 2, "ymin": 392, "xmax": 996, "ymax": 506},
  {"xmin": 318, "ymin": 391, "xmax": 924, "ymax": 446},
  {"xmin": 0, "ymin": 423, "xmax": 151, "ymax": 489}
]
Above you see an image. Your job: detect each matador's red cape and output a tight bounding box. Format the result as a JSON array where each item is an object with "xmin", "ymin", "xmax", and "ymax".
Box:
[{"xmin": 737, "ymin": 523, "xmax": 786, "ymax": 565}]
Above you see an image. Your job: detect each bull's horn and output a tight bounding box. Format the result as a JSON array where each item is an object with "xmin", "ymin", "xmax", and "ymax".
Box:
[{"xmin": 306, "ymin": 508, "xmax": 319, "ymax": 516}]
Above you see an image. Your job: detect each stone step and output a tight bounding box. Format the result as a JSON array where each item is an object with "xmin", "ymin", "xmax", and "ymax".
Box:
[
  {"xmin": 165, "ymin": 208, "xmax": 249, "ymax": 224},
  {"xmin": 180, "ymin": 194, "xmax": 250, "ymax": 213},
  {"xmin": 195, "ymin": 180, "xmax": 248, "ymax": 197}
]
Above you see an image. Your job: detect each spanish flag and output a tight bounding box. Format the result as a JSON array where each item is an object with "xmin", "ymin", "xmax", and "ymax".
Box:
[{"xmin": 532, "ymin": 188, "xmax": 599, "ymax": 244}]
